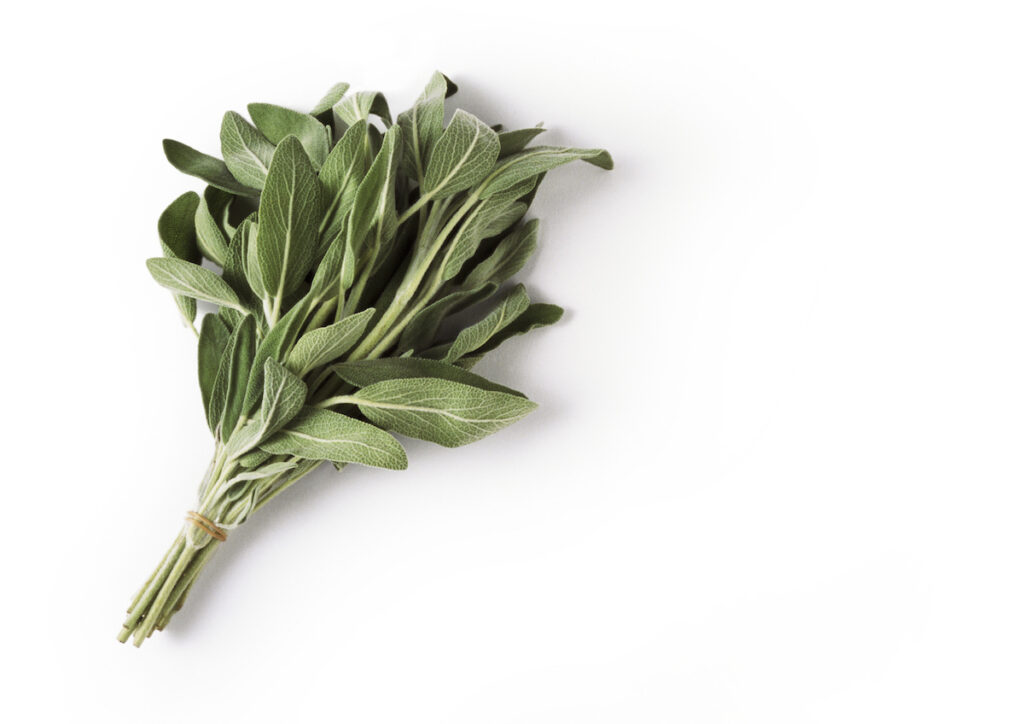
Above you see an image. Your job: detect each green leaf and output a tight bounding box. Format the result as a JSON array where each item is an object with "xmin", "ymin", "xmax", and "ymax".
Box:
[
  {"xmin": 224, "ymin": 460, "xmax": 298, "ymax": 489},
  {"xmin": 247, "ymin": 103, "xmax": 330, "ymax": 169},
  {"xmin": 255, "ymin": 136, "xmax": 324, "ymax": 308},
  {"xmin": 217, "ymin": 360, "xmax": 305, "ymax": 456},
  {"xmin": 463, "ymin": 219, "xmax": 539, "ymax": 288},
  {"xmin": 308, "ymin": 231, "xmax": 343, "ymax": 300},
  {"xmin": 398, "ymin": 283, "xmax": 497, "ymax": 353},
  {"xmin": 310, "ymin": 82, "xmax": 350, "ymax": 116},
  {"xmin": 331, "ymin": 357, "xmax": 524, "ymax": 397},
  {"xmin": 422, "ymin": 109, "xmax": 500, "ymax": 200},
  {"xmin": 396, "ymin": 71, "xmax": 450, "ymax": 181},
  {"xmin": 231, "ymin": 216, "xmax": 264, "ymax": 302},
  {"xmin": 194, "ymin": 187, "xmax": 232, "ymax": 267},
  {"xmin": 162, "ymin": 139, "xmax": 259, "ymax": 196},
  {"xmin": 442, "ymin": 199, "xmax": 527, "ymax": 281},
  {"xmin": 220, "ymin": 111, "xmax": 276, "ymax": 190},
  {"xmin": 320, "ymin": 119, "xmax": 370, "ymax": 195},
  {"xmin": 286, "ymin": 308, "xmax": 375, "ymax": 376},
  {"xmin": 237, "ymin": 448, "xmax": 273, "ymax": 468},
  {"xmin": 319, "ymin": 120, "xmax": 370, "ymax": 243},
  {"xmin": 155, "ymin": 192, "xmax": 203, "ymax": 327},
  {"xmin": 479, "ymin": 146, "xmax": 613, "ymax": 199},
  {"xmin": 445, "ymin": 304, "xmax": 564, "ymax": 368},
  {"xmin": 207, "ymin": 314, "xmax": 256, "ymax": 438},
  {"xmin": 333, "ymin": 90, "xmax": 392, "ymax": 127},
  {"xmin": 261, "ymin": 407, "xmax": 407, "ymax": 469},
  {"xmin": 443, "ymin": 284, "xmax": 531, "ymax": 362},
  {"xmin": 258, "ymin": 358, "xmax": 307, "ymax": 437},
  {"xmin": 243, "ymin": 295, "xmax": 313, "ymax": 413},
  {"xmin": 146, "ymin": 257, "xmax": 245, "ymax": 312},
  {"xmin": 471, "ymin": 303, "xmax": 564, "ymax": 358},
  {"xmin": 158, "ymin": 192, "xmax": 201, "ymax": 262},
  {"xmin": 348, "ymin": 125, "xmax": 402, "ymax": 250},
  {"xmin": 350, "ymin": 378, "xmax": 536, "ymax": 447},
  {"xmin": 198, "ymin": 314, "xmax": 231, "ymax": 432},
  {"xmin": 497, "ymin": 126, "xmax": 546, "ymax": 157}
]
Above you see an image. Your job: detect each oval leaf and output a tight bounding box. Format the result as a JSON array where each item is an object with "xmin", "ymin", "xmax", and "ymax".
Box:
[
  {"xmin": 162, "ymin": 139, "xmax": 259, "ymax": 196},
  {"xmin": 350, "ymin": 378, "xmax": 537, "ymax": 447},
  {"xmin": 247, "ymin": 103, "xmax": 329, "ymax": 169},
  {"xmin": 158, "ymin": 192, "xmax": 201, "ymax": 262},
  {"xmin": 146, "ymin": 257, "xmax": 244, "ymax": 311},
  {"xmin": 286, "ymin": 308, "xmax": 375, "ymax": 376},
  {"xmin": 331, "ymin": 357, "xmax": 524, "ymax": 397},
  {"xmin": 422, "ymin": 109, "xmax": 499, "ymax": 200},
  {"xmin": 255, "ymin": 136, "xmax": 324, "ymax": 307},
  {"xmin": 443, "ymin": 284, "xmax": 531, "ymax": 362},
  {"xmin": 261, "ymin": 408, "xmax": 407, "ymax": 470},
  {"xmin": 479, "ymin": 145, "xmax": 612, "ymax": 199},
  {"xmin": 221, "ymin": 111, "xmax": 276, "ymax": 190}
]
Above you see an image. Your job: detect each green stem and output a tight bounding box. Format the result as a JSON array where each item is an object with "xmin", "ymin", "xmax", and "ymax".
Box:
[{"xmin": 348, "ymin": 194, "xmax": 478, "ymax": 360}]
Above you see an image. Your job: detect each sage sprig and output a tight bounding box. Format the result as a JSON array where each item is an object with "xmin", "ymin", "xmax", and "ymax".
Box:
[{"xmin": 119, "ymin": 72, "xmax": 611, "ymax": 646}]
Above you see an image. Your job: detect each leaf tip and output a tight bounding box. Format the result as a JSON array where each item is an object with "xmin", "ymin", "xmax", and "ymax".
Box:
[{"xmin": 588, "ymin": 149, "xmax": 614, "ymax": 170}]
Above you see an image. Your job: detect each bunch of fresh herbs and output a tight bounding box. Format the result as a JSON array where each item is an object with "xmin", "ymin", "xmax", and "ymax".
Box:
[{"xmin": 119, "ymin": 72, "xmax": 611, "ymax": 646}]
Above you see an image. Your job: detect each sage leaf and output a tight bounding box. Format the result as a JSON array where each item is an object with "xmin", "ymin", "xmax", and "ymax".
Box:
[
  {"xmin": 195, "ymin": 187, "xmax": 232, "ymax": 266},
  {"xmin": 237, "ymin": 448, "xmax": 273, "ymax": 469},
  {"xmin": 158, "ymin": 192, "xmax": 201, "ymax": 262},
  {"xmin": 333, "ymin": 90, "xmax": 392, "ymax": 127},
  {"xmin": 396, "ymin": 71, "xmax": 450, "ymax": 181},
  {"xmin": 255, "ymin": 136, "xmax": 324, "ymax": 309},
  {"xmin": 258, "ymin": 358, "xmax": 307, "ymax": 438},
  {"xmin": 350, "ymin": 378, "xmax": 537, "ymax": 447},
  {"xmin": 146, "ymin": 257, "xmax": 245, "ymax": 312},
  {"xmin": 237, "ymin": 216, "xmax": 266, "ymax": 302},
  {"xmin": 261, "ymin": 407, "xmax": 408, "ymax": 469},
  {"xmin": 443, "ymin": 284, "xmax": 531, "ymax": 362},
  {"xmin": 422, "ymin": 109, "xmax": 500, "ymax": 200},
  {"xmin": 497, "ymin": 125, "xmax": 546, "ymax": 157},
  {"xmin": 331, "ymin": 357, "xmax": 524, "ymax": 397},
  {"xmin": 398, "ymin": 283, "xmax": 497, "ymax": 353},
  {"xmin": 242, "ymin": 295, "xmax": 313, "ymax": 413},
  {"xmin": 319, "ymin": 120, "xmax": 370, "ymax": 243},
  {"xmin": 198, "ymin": 314, "xmax": 231, "ymax": 431},
  {"xmin": 348, "ymin": 125, "xmax": 402, "ymax": 250},
  {"xmin": 310, "ymin": 82, "xmax": 350, "ymax": 117},
  {"xmin": 442, "ymin": 200, "xmax": 527, "ymax": 281},
  {"xmin": 162, "ymin": 139, "xmax": 259, "ymax": 196},
  {"xmin": 286, "ymin": 307, "xmax": 374, "ymax": 376},
  {"xmin": 471, "ymin": 303, "xmax": 564, "ymax": 357},
  {"xmin": 463, "ymin": 219, "xmax": 539, "ymax": 288},
  {"xmin": 247, "ymin": 103, "xmax": 330, "ymax": 168},
  {"xmin": 156, "ymin": 192, "xmax": 203, "ymax": 326},
  {"xmin": 220, "ymin": 111, "xmax": 276, "ymax": 190},
  {"xmin": 479, "ymin": 145, "xmax": 613, "ymax": 199},
  {"xmin": 207, "ymin": 314, "xmax": 256, "ymax": 438},
  {"xmin": 224, "ymin": 460, "xmax": 298, "ymax": 489}
]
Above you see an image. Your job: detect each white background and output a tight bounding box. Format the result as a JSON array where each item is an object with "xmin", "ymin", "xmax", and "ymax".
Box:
[{"xmin": 3, "ymin": 1, "xmax": 1023, "ymax": 721}]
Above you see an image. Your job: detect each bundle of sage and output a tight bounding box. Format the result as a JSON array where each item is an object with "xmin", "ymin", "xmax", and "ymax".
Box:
[{"xmin": 119, "ymin": 73, "xmax": 611, "ymax": 646}]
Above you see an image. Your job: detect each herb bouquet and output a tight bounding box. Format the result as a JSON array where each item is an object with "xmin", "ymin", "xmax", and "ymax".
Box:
[{"xmin": 119, "ymin": 73, "xmax": 611, "ymax": 646}]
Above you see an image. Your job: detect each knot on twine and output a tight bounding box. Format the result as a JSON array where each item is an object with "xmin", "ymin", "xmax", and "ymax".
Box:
[{"xmin": 185, "ymin": 511, "xmax": 227, "ymax": 541}]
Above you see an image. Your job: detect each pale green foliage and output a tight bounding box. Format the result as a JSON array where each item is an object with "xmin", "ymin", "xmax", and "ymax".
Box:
[
  {"xmin": 123, "ymin": 72, "xmax": 611, "ymax": 646},
  {"xmin": 349, "ymin": 378, "xmax": 537, "ymax": 447},
  {"xmin": 261, "ymin": 407, "xmax": 408, "ymax": 469},
  {"xmin": 423, "ymin": 109, "xmax": 500, "ymax": 199},
  {"xmin": 220, "ymin": 111, "xmax": 275, "ymax": 190}
]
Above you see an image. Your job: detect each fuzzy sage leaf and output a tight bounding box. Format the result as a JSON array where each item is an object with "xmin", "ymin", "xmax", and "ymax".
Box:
[{"xmin": 346, "ymin": 378, "xmax": 537, "ymax": 447}]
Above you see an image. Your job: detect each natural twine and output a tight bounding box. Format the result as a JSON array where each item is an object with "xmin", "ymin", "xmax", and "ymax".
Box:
[{"xmin": 185, "ymin": 511, "xmax": 227, "ymax": 541}]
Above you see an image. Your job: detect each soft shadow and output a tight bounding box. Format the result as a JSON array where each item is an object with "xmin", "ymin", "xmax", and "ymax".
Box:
[{"xmin": 167, "ymin": 462, "xmax": 361, "ymax": 636}]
